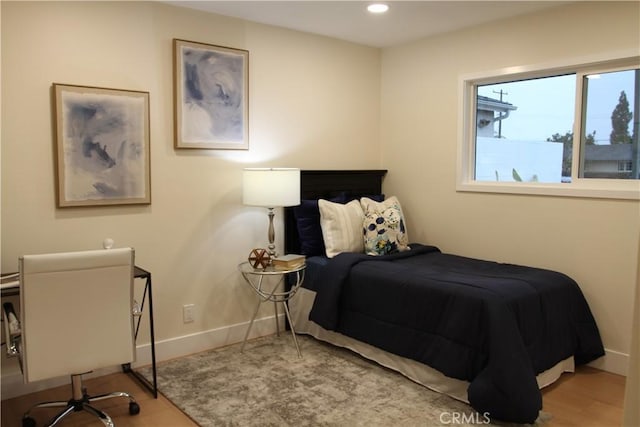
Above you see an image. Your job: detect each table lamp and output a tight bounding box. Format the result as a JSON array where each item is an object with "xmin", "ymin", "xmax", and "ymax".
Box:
[{"xmin": 243, "ymin": 168, "xmax": 300, "ymax": 259}]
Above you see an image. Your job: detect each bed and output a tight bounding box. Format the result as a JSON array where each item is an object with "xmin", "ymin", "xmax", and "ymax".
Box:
[{"xmin": 284, "ymin": 170, "xmax": 605, "ymax": 424}]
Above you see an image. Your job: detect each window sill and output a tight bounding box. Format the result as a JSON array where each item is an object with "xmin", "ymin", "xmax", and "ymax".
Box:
[{"xmin": 456, "ymin": 180, "xmax": 640, "ymax": 200}]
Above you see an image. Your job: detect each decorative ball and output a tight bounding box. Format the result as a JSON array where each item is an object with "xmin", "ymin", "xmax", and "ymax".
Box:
[{"xmin": 248, "ymin": 248, "xmax": 270, "ymax": 269}]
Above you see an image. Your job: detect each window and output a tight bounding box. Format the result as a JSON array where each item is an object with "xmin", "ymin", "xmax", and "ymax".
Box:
[
  {"xmin": 458, "ymin": 53, "xmax": 640, "ymax": 200},
  {"xmin": 475, "ymin": 75, "xmax": 575, "ymax": 184},
  {"xmin": 581, "ymin": 69, "xmax": 638, "ymax": 180},
  {"xmin": 619, "ymin": 161, "xmax": 633, "ymax": 172}
]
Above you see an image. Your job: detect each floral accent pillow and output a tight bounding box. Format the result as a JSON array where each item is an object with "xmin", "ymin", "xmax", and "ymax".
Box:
[{"xmin": 361, "ymin": 196, "xmax": 410, "ymax": 256}]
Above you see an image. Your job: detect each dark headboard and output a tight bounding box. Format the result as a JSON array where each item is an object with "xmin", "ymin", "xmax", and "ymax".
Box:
[{"xmin": 284, "ymin": 170, "xmax": 387, "ymax": 254}]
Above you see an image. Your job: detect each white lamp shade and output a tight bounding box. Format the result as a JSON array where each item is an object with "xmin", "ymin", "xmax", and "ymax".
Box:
[{"xmin": 243, "ymin": 168, "xmax": 301, "ymax": 207}]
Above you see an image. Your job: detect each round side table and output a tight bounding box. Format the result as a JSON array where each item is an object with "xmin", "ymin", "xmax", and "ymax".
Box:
[{"xmin": 238, "ymin": 262, "xmax": 306, "ymax": 357}]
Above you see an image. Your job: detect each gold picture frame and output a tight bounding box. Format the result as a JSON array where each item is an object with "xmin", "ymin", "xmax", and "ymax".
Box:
[
  {"xmin": 53, "ymin": 83, "xmax": 151, "ymax": 207},
  {"xmin": 173, "ymin": 39, "xmax": 249, "ymax": 150}
]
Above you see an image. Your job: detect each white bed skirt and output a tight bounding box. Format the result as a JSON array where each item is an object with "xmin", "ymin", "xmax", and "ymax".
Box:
[{"xmin": 289, "ymin": 287, "xmax": 575, "ymax": 404}]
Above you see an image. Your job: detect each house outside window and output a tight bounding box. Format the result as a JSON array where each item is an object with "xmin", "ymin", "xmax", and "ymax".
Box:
[
  {"xmin": 476, "ymin": 96, "xmax": 517, "ymax": 138},
  {"xmin": 458, "ymin": 52, "xmax": 640, "ymax": 200}
]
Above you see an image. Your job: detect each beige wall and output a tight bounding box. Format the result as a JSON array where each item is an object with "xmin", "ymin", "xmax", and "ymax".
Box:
[
  {"xmin": 380, "ymin": 1, "xmax": 640, "ymax": 371},
  {"xmin": 0, "ymin": 1, "xmax": 380, "ymax": 352},
  {"xmin": 2, "ymin": 0, "xmax": 638, "ymax": 387},
  {"xmin": 623, "ymin": 234, "xmax": 639, "ymax": 425}
]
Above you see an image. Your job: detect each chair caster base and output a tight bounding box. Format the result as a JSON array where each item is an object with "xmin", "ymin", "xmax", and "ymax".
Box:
[{"xmin": 129, "ymin": 401, "xmax": 140, "ymax": 415}]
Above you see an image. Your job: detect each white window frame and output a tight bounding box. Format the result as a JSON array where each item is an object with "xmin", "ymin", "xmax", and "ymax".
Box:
[{"xmin": 457, "ymin": 50, "xmax": 640, "ymax": 200}]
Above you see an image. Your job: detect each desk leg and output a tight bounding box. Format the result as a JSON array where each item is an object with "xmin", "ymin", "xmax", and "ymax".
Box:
[
  {"xmin": 123, "ymin": 274, "xmax": 158, "ymax": 398},
  {"xmin": 146, "ymin": 275, "xmax": 158, "ymax": 398}
]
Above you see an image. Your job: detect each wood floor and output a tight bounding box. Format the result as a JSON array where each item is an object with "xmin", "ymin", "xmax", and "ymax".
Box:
[
  {"xmin": 1, "ymin": 365, "xmax": 625, "ymax": 426},
  {"xmin": 1, "ymin": 373, "xmax": 198, "ymax": 427},
  {"xmin": 541, "ymin": 366, "xmax": 626, "ymax": 427}
]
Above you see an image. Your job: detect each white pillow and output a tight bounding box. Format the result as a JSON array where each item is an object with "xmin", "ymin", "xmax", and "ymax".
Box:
[
  {"xmin": 361, "ymin": 196, "xmax": 410, "ymax": 256},
  {"xmin": 318, "ymin": 199, "xmax": 365, "ymax": 258}
]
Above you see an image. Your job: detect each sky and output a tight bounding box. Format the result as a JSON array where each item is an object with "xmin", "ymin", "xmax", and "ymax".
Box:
[{"xmin": 477, "ymin": 69, "xmax": 637, "ymax": 144}]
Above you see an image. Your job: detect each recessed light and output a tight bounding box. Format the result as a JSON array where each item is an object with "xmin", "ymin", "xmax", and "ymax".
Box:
[{"xmin": 367, "ymin": 3, "xmax": 389, "ymax": 14}]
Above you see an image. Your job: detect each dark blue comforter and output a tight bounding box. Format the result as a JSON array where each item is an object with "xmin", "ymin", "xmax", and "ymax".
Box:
[{"xmin": 308, "ymin": 244, "xmax": 604, "ymax": 423}]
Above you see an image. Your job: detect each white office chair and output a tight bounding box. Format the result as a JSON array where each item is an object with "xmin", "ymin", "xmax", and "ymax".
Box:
[{"xmin": 4, "ymin": 248, "xmax": 140, "ymax": 427}]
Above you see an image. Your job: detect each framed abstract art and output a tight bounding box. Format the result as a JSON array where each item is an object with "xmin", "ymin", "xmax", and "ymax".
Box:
[
  {"xmin": 53, "ymin": 84, "xmax": 151, "ymax": 207},
  {"xmin": 173, "ymin": 39, "xmax": 249, "ymax": 150}
]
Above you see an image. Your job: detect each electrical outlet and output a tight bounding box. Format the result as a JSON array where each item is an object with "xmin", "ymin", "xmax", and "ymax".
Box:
[{"xmin": 183, "ymin": 304, "xmax": 195, "ymax": 323}]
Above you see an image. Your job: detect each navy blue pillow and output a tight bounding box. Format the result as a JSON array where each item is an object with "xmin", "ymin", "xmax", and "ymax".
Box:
[
  {"xmin": 346, "ymin": 194, "xmax": 385, "ymax": 203},
  {"xmin": 294, "ymin": 196, "xmax": 344, "ymax": 256},
  {"xmin": 293, "ymin": 194, "xmax": 384, "ymax": 257}
]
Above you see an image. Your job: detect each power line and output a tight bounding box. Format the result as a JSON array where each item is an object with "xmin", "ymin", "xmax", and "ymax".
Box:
[{"xmin": 493, "ymin": 90, "xmax": 508, "ymax": 138}]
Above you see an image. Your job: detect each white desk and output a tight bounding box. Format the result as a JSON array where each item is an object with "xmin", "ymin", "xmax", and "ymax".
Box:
[{"xmin": 0, "ymin": 273, "xmax": 19, "ymax": 294}]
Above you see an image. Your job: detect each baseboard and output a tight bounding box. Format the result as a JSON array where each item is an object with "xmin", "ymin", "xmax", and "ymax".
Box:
[
  {"xmin": 132, "ymin": 312, "xmax": 285, "ymax": 368},
  {"xmin": 1, "ymin": 314, "xmax": 282, "ymax": 401},
  {"xmin": 588, "ymin": 348, "xmax": 629, "ymax": 376}
]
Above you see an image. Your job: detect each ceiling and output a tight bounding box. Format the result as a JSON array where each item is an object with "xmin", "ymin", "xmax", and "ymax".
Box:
[{"xmin": 166, "ymin": 1, "xmax": 567, "ymax": 48}]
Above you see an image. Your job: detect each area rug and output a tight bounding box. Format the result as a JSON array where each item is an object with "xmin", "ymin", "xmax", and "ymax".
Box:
[{"xmin": 138, "ymin": 334, "xmax": 549, "ymax": 426}]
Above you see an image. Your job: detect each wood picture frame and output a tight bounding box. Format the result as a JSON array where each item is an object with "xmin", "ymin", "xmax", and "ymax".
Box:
[
  {"xmin": 53, "ymin": 83, "xmax": 151, "ymax": 207},
  {"xmin": 173, "ymin": 39, "xmax": 249, "ymax": 150}
]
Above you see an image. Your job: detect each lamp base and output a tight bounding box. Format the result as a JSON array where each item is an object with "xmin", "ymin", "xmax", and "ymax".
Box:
[{"xmin": 267, "ymin": 208, "xmax": 276, "ymax": 260}]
